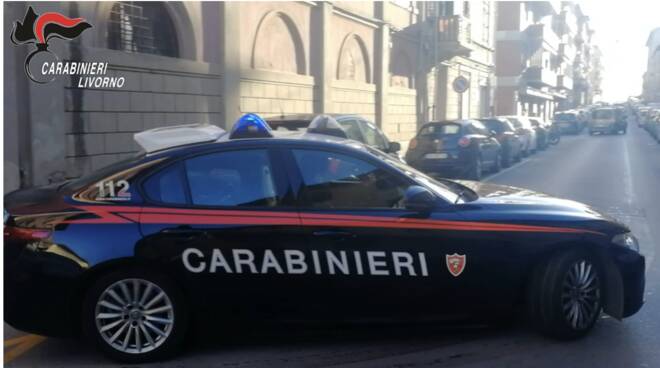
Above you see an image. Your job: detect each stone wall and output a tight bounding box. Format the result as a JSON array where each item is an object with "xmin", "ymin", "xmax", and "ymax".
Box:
[
  {"xmin": 240, "ymin": 70, "xmax": 315, "ymax": 118},
  {"xmin": 64, "ymin": 47, "xmax": 222, "ymax": 177},
  {"xmin": 331, "ymin": 80, "xmax": 377, "ymax": 122},
  {"xmin": 386, "ymin": 87, "xmax": 417, "ymax": 152}
]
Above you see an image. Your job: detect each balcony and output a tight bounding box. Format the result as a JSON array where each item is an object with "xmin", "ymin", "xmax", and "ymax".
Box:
[
  {"xmin": 436, "ymin": 15, "xmax": 474, "ymax": 57},
  {"xmin": 558, "ymin": 42, "xmax": 576, "ymax": 61},
  {"xmin": 524, "ymin": 66, "xmax": 557, "ymax": 87},
  {"xmin": 526, "ymin": 24, "xmax": 560, "ymax": 53},
  {"xmin": 557, "ymin": 74, "xmax": 573, "ymax": 90}
]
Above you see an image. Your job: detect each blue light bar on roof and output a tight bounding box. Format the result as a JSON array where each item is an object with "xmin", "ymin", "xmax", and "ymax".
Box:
[{"xmin": 229, "ymin": 113, "xmax": 273, "ymax": 139}]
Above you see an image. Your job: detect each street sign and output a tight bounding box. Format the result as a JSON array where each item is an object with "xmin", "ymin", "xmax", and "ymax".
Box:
[{"xmin": 452, "ymin": 75, "xmax": 470, "ymax": 94}]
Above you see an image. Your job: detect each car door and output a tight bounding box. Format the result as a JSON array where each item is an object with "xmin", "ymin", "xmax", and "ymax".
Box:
[
  {"xmin": 138, "ymin": 147, "xmax": 323, "ymax": 320},
  {"xmin": 285, "ymin": 146, "xmax": 470, "ymax": 320}
]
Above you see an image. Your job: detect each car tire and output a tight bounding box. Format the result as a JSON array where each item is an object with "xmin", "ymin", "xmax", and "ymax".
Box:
[
  {"xmin": 527, "ymin": 250, "xmax": 602, "ymax": 340},
  {"xmin": 467, "ymin": 156, "xmax": 483, "ymax": 181},
  {"xmin": 82, "ymin": 268, "xmax": 189, "ymax": 363}
]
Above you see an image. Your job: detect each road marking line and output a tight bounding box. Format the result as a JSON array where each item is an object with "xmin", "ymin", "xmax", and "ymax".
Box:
[{"xmin": 4, "ymin": 335, "xmax": 47, "ymax": 364}]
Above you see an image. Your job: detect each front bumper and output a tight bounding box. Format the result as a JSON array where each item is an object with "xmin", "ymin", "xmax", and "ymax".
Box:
[{"xmin": 615, "ymin": 250, "xmax": 646, "ymax": 318}]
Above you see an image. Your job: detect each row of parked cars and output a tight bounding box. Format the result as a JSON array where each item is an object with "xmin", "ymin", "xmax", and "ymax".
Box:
[
  {"xmin": 633, "ymin": 102, "xmax": 660, "ymax": 142},
  {"xmin": 267, "ymin": 114, "xmax": 559, "ymax": 181},
  {"xmin": 551, "ymin": 104, "xmax": 629, "ymax": 136}
]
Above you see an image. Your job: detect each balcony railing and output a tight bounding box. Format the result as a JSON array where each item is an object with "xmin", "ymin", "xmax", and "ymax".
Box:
[
  {"xmin": 526, "ymin": 24, "xmax": 560, "ymax": 53},
  {"xmin": 525, "ymin": 66, "xmax": 558, "ymax": 87},
  {"xmin": 436, "ymin": 15, "xmax": 473, "ymax": 57}
]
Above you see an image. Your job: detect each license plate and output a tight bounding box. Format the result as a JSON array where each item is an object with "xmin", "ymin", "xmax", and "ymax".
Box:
[{"xmin": 425, "ymin": 153, "xmax": 448, "ymax": 159}]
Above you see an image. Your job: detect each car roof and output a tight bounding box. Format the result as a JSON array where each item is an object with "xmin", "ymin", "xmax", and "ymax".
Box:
[
  {"xmin": 144, "ymin": 129, "xmax": 369, "ymax": 160},
  {"xmin": 265, "ymin": 113, "xmax": 364, "ymax": 122},
  {"xmin": 422, "ymin": 120, "xmax": 473, "ymax": 127}
]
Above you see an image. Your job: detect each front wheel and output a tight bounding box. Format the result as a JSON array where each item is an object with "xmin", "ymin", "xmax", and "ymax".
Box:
[
  {"xmin": 83, "ymin": 269, "xmax": 189, "ymax": 363},
  {"xmin": 527, "ymin": 250, "xmax": 602, "ymax": 340}
]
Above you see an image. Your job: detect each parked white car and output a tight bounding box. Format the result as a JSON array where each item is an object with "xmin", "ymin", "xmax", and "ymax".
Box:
[{"xmin": 498, "ymin": 116, "xmax": 537, "ymax": 155}]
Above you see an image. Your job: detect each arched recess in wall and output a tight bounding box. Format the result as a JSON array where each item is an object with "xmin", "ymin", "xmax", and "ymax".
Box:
[
  {"xmin": 251, "ymin": 11, "xmax": 306, "ymax": 74},
  {"xmin": 390, "ymin": 50, "xmax": 414, "ymax": 88},
  {"xmin": 337, "ymin": 33, "xmax": 371, "ymax": 83},
  {"xmin": 95, "ymin": 1, "xmax": 197, "ymax": 60}
]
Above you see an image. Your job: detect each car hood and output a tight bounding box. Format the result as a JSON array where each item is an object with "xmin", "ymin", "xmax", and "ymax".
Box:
[{"xmin": 452, "ymin": 180, "xmax": 627, "ymax": 234}]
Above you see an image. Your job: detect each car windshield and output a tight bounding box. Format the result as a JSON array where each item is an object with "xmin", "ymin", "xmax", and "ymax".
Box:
[
  {"xmin": 554, "ymin": 113, "xmax": 577, "ymax": 121},
  {"xmin": 593, "ymin": 109, "xmax": 614, "ymax": 119},
  {"xmin": 419, "ymin": 123, "xmax": 461, "ymax": 136},
  {"xmin": 365, "ymin": 146, "xmax": 464, "ymax": 203},
  {"xmin": 504, "ymin": 117, "xmax": 523, "ymax": 128}
]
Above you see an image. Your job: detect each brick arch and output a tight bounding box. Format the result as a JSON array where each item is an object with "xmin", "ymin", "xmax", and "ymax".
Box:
[
  {"xmin": 337, "ymin": 33, "xmax": 371, "ymax": 83},
  {"xmin": 251, "ymin": 11, "xmax": 306, "ymax": 75}
]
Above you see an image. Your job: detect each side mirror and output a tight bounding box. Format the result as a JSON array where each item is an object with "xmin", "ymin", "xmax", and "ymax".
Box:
[
  {"xmin": 388, "ymin": 141, "xmax": 401, "ymax": 153},
  {"xmin": 489, "ymin": 130, "xmax": 498, "ymax": 137},
  {"xmin": 403, "ymin": 185, "xmax": 436, "ymax": 212}
]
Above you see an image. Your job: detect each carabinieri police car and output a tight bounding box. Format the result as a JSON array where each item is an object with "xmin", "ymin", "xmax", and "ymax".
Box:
[{"xmin": 4, "ymin": 114, "xmax": 645, "ymax": 362}]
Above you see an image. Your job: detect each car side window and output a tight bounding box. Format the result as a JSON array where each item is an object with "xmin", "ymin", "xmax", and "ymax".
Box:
[
  {"xmin": 185, "ymin": 150, "xmax": 279, "ymax": 207},
  {"xmin": 337, "ymin": 119, "xmax": 365, "ymax": 142},
  {"xmin": 359, "ymin": 121, "xmax": 388, "ymax": 151},
  {"xmin": 143, "ymin": 150, "xmax": 281, "ymax": 207},
  {"xmin": 143, "ymin": 162, "xmax": 188, "ymax": 204},
  {"xmin": 292, "ymin": 149, "xmax": 409, "ymax": 209}
]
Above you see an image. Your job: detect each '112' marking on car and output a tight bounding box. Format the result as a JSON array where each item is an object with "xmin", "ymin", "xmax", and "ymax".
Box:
[{"xmin": 182, "ymin": 248, "xmax": 430, "ymax": 277}]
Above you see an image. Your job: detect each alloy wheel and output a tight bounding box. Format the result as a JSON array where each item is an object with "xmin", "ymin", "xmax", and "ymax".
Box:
[
  {"xmin": 561, "ymin": 260, "xmax": 601, "ymax": 330},
  {"xmin": 95, "ymin": 278, "xmax": 175, "ymax": 354}
]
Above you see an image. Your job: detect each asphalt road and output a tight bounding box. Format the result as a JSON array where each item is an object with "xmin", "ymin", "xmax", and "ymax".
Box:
[{"xmin": 5, "ymin": 123, "xmax": 660, "ymax": 367}]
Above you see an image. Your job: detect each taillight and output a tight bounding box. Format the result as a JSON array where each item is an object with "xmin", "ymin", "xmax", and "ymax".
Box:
[
  {"xmin": 458, "ymin": 136, "xmax": 471, "ymax": 147},
  {"xmin": 4, "ymin": 226, "xmax": 51, "ymax": 241},
  {"xmin": 409, "ymin": 138, "xmax": 418, "ymax": 150}
]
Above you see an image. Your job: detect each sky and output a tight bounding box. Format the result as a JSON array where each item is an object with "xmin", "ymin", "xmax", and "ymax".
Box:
[{"xmin": 580, "ymin": 0, "xmax": 660, "ymax": 102}]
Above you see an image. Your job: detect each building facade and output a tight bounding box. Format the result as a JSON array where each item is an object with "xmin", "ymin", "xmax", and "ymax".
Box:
[
  {"xmin": 493, "ymin": 1, "xmax": 599, "ymax": 120},
  {"xmin": 4, "ymin": 1, "xmax": 501, "ymax": 192},
  {"xmin": 643, "ymin": 28, "xmax": 660, "ymax": 103}
]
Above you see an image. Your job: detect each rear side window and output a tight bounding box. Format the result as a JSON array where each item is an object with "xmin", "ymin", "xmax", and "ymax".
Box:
[
  {"xmin": 419, "ymin": 124, "xmax": 461, "ymax": 136},
  {"xmin": 593, "ymin": 109, "xmax": 614, "ymax": 119},
  {"xmin": 142, "ymin": 162, "xmax": 187, "ymax": 204},
  {"xmin": 143, "ymin": 149, "xmax": 281, "ymax": 207}
]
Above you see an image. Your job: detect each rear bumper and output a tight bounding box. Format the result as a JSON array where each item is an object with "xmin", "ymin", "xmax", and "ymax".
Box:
[
  {"xmin": 408, "ymin": 154, "xmax": 472, "ymax": 177},
  {"xmin": 4, "ymin": 244, "xmax": 80, "ymax": 337}
]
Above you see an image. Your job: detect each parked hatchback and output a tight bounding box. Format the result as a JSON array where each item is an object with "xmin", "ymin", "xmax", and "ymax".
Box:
[
  {"xmin": 498, "ymin": 116, "xmax": 537, "ymax": 156},
  {"xmin": 405, "ymin": 120, "xmax": 501, "ymax": 180},
  {"xmin": 477, "ymin": 117, "xmax": 523, "ymax": 167},
  {"xmin": 553, "ymin": 111, "xmax": 581, "ymax": 134}
]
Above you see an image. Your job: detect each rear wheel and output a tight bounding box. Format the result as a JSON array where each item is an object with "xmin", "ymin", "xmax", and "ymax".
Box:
[
  {"xmin": 83, "ymin": 269, "xmax": 188, "ymax": 363},
  {"xmin": 527, "ymin": 250, "xmax": 602, "ymax": 340}
]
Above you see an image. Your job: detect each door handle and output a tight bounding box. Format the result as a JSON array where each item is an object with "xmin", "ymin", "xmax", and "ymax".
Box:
[
  {"xmin": 162, "ymin": 226, "xmax": 205, "ymax": 240},
  {"xmin": 312, "ymin": 230, "xmax": 356, "ymax": 238}
]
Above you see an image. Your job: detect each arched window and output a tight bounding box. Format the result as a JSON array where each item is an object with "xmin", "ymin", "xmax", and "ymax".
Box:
[
  {"xmin": 108, "ymin": 2, "xmax": 179, "ymax": 58},
  {"xmin": 252, "ymin": 12, "xmax": 306, "ymax": 74},
  {"xmin": 337, "ymin": 34, "xmax": 371, "ymax": 83}
]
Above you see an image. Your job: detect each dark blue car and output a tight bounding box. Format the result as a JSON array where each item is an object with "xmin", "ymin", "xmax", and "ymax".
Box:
[
  {"xmin": 4, "ymin": 114, "xmax": 645, "ymax": 363},
  {"xmin": 405, "ymin": 120, "xmax": 502, "ymax": 180}
]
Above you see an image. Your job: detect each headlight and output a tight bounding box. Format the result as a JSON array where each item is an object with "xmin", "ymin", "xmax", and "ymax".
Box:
[{"xmin": 612, "ymin": 232, "xmax": 639, "ymax": 252}]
